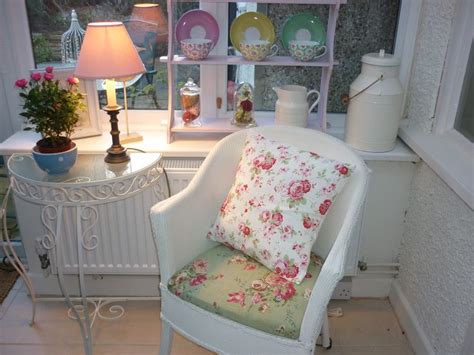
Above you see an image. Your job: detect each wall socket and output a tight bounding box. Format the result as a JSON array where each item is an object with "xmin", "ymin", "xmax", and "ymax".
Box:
[{"xmin": 332, "ymin": 277, "xmax": 352, "ymax": 300}]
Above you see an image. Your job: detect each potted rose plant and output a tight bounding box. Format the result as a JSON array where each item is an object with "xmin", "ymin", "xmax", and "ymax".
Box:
[{"xmin": 15, "ymin": 66, "xmax": 84, "ymax": 174}]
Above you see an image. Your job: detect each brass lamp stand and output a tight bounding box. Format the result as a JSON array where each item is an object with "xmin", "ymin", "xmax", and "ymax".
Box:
[
  {"xmin": 74, "ymin": 21, "xmax": 145, "ymax": 165},
  {"xmin": 104, "ymin": 105, "xmax": 130, "ymax": 164}
]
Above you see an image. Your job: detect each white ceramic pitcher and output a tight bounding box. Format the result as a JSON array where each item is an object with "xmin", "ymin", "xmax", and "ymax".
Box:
[{"xmin": 273, "ymin": 85, "xmax": 320, "ymax": 127}]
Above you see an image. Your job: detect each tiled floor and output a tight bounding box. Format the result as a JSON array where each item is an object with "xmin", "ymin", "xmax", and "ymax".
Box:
[{"xmin": 0, "ymin": 280, "xmax": 414, "ymax": 355}]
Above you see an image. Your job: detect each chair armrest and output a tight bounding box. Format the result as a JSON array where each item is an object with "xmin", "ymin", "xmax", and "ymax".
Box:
[
  {"xmin": 151, "ymin": 133, "xmax": 245, "ymax": 282},
  {"xmin": 150, "ymin": 186, "xmax": 219, "ymax": 283}
]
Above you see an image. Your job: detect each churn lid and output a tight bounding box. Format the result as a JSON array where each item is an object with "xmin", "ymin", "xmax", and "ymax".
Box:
[{"xmin": 362, "ymin": 49, "xmax": 400, "ymax": 67}]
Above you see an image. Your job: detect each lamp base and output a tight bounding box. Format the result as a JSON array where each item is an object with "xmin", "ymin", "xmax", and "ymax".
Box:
[
  {"xmin": 104, "ymin": 106, "xmax": 130, "ymax": 164},
  {"xmin": 105, "ymin": 147, "xmax": 130, "ymax": 164}
]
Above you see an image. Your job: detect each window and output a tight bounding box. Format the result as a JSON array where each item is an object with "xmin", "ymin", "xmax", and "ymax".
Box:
[
  {"xmin": 399, "ymin": 0, "xmax": 474, "ymax": 209},
  {"xmin": 454, "ymin": 41, "xmax": 474, "ymax": 142},
  {"xmin": 225, "ymin": 1, "xmax": 400, "ymax": 114},
  {"xmin": 1, "ymin": 1, "xmax": 414, "ymax": 136},
  {"xmin": 25, "ymin": 0, "xmax": 199, "ymax": 112}
]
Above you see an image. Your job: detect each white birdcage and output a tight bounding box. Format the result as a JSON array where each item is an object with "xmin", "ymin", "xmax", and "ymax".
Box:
[{"xmin": 61, "ymin": 10, "xmax": 85, "ymax": 64}]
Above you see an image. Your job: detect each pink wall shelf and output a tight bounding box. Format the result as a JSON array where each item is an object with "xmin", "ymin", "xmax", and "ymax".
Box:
[
  {"xmin": 160, "ymin": 54, "xmax": 338, "ymax": 67},
  {"xmin": 165, "ymin": 0, "xmax": 343, "ymax": 143},
  {"xmin": 179, "ymin": 0, "xmax": 346, "ymax": 4}
]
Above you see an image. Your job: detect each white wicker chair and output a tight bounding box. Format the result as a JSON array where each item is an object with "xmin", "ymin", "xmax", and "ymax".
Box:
[{"xmin": 150, "ymin": 126, "xmax": 369, "ymax": 355}]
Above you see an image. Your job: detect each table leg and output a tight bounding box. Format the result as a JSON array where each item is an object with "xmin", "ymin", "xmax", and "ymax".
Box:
[
  {"xmin": 1, "ymin": 185, "xmax": 37, "ymax": 325},
  {"xmin": 42, "ymin": 204, "xmax": 92, "ymax": 355}
]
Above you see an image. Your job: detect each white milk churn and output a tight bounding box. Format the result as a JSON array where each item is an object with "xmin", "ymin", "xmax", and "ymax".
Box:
[{"xmin": 345, "ymin": 50, "xmax": 404, "ymax": 152}]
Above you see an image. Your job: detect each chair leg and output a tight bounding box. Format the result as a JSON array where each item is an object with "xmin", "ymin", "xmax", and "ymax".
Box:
[
  {"xmin": 321, "ymin": 310, "xmax": 332, "ymax": 349},
  {"xmin": 160, "ymin": 320, "xmax": 173, "ymax": 355}
]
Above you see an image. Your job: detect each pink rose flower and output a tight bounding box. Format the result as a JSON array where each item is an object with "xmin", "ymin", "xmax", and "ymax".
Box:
[
  {"xmin": 227, "ymin": 291, "xmax": 246, "ymax": 307},
  {"xmin": 264, "ymin": 273, "xmax": 288, "ymax": 287},
  {"xmin": 288, "ymin": 180, "xmax": 310, "ymax": 200},
  {"xmin": 261, "ymin": 210, "xmax": 271, "ymax": 222},
  {"xmin": 271, "ymin": 211, "xmax": 283, "ymax": 226},
  {"xmin": 260, "ymin": 155, "xmax": 276, "ymax": 170},
  {"xmin": 252, "ymin": 154, "xmax": 265, "ymax": 168},
  {"xmin": 15, "ymin": 79, "xmax": 28, "ymax": 88},
  {"xmin": 302, "ymin": 180, "xmax": 311, "ymax": 193},
  {"xmin": 244, "ymin": 263, "xmax": 256, "ymax": 271},
  {"xmin": 251, "ymin": 280, "xmax": 267, "ymax": 291},
  {"xmin": 45, "ymin": 66, "xmax": 54, "ymax": 73},
  {"xmin": 303, "ymin": 216, "xmax": 313, "ymax": 229},
  {"xmin": 192, "ymin": 259, "xmax": 208, "ymax": 274},
  {"xmin": 339, "ymin": 166, "xmax": 349, "ymax": 175},
  {"xmin": 67, "ymin": 76, "xmax": 79, "ymax": 85},
  {"xmin": 274, "ymin": 282, "xmax": 296, "ymax": 301},
  {"xmin": 274, "ymin": 259, "xmax": 289, "ymax": 275},
  {"xmin": 319, "ymin": 199, "xmax": 332, "ymax": 215},
  {"xmin": 189, "ymin": 274, "xmax": 207, "ymax": 286},
  {"xmin": 30, "ymin": 72, "xmax": 42, "ymax": 81},
  {"xmin": 252, "ymin": 292, "xmax": 263, "ymax": 305},
  {"xmin": 284, "ymin": 265, "xmax": 299, "ymax": 279},
  {"xmin": 282, "ymin": 283, "xmax": 297, "ymax": 300},
  {"xmin": 44, "ymin": 72, "xmax": 54, "ymax": 81}
]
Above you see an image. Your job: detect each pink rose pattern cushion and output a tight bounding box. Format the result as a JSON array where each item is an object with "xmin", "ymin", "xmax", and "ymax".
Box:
[{"xmin": 207, "ymin": 132, "xmax": 354, "ymax": 283}]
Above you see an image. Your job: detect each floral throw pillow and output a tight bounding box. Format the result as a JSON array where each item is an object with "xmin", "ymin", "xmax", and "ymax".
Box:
[{"xmin": 207, "ymin": 132, "xmax": 354, "ymax": 284}]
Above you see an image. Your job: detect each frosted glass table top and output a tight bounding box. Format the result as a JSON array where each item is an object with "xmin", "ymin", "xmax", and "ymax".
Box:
[{"xmin": 7, "ymin": 153, "xmax": 161, "ymax": 184}]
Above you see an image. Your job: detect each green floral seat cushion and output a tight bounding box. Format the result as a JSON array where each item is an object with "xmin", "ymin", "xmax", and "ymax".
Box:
[{"xmin": 168, "ymin": 245, "xmax": 324, "ymax": 339}]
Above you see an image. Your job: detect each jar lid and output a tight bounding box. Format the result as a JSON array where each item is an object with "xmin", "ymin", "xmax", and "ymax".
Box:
[
  {"xmin": 362, "ymin": 49, "xmax": 400, "ymax": 66},
  {"xmin": 180, "ymin": 77, "xmax": 200, "ymax": 95}
]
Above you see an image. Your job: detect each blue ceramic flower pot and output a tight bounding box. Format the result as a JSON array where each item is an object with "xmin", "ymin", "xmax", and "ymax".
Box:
[{"xmin": 32, "ymin": 142, "xmax": 78, "ymax": 175}]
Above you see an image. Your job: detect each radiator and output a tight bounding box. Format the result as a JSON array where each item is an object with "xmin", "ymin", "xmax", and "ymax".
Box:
[
  {"xmin": 161, "ymin": 157, "xmax": 204, "ymax": 196},
  {"xmin": 16, "ymin": 157, "xmax": 203, "ymax": 277}
]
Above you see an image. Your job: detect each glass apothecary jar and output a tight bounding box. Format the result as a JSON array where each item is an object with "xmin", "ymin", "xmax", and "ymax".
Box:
[
  {"xmin": 179, "ymin": 78, "xmax": 201, "ymax": 127},
  {"xmin": 232, "ymin": 82, "xmax": 256, "ymax": 128}
]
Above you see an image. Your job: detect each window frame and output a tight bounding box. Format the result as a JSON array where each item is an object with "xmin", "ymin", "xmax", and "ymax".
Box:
[
  {"xmin": 4, "ymin": 0, "xmax": 415, "ymax": 136},
  {"xmin": 398, "ymin": 0, "xmax": 474, "ymax": 209}
]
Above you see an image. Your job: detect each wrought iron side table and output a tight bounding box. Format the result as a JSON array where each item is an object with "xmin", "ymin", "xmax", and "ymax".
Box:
[{"xmin": 3, "ymin": 153, "xmax": 164, "ymax": 355}]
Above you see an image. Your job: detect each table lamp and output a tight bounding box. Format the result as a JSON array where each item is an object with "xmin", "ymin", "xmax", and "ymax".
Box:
[
  {"xmin": 75, "ymin": 22, "xmax": 145, "ymax": 163},
  {"xmin": 128, "ymin": 3, "xmax": 168, "ymax": 46}
]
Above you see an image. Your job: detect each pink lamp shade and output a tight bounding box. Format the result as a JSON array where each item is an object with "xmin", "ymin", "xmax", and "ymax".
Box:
[
  {"xmin": 127, "ymin": 3, "xmax": 168, "ymax": 46},
  {"xmin": 74, "ymin": 22, "xmax": 145, "ymax": 80}
]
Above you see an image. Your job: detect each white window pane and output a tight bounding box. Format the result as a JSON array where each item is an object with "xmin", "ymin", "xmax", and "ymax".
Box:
[{"xmin": 454, "ymin": 41, "xmax": 474, "ymax": 142}]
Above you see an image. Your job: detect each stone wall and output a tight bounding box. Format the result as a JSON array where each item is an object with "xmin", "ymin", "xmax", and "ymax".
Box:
[{"xmin": 253, "ymin": 0, "xmax": 400, "ymax": 112}]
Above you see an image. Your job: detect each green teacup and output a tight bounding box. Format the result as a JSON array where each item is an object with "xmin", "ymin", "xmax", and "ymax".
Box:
[{"xmin": 289, "ymin": 40, "xmax": 327, "ymax": 62}]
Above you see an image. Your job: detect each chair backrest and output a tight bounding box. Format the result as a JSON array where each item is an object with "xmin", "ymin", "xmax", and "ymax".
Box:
[{"xmin": 214, "ymin": 126, "xmax": 368, "ymax": 260}]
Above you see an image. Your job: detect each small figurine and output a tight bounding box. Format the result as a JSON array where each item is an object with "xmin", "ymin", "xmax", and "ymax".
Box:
[{"xmin": 232, "ymin": 82, "xmax": 256, "ymax": 127}]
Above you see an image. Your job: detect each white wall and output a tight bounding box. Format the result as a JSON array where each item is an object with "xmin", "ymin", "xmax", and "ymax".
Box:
[
  {"xmin": 396, "ymin": 0, "xmax": 474, "ymax": 354},
  {"xmin": 399, "ymin": 162, "xmax": 473, "ymax": 354}
]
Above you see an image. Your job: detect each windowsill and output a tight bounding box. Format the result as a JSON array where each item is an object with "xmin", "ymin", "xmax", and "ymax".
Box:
[
  {"xmin": 0, "ymin": 125, "xmax": 419, "ymax": 163},
  {"xmin": 398, "ymin": 119, "xmax": 474, "ymax": 209}
]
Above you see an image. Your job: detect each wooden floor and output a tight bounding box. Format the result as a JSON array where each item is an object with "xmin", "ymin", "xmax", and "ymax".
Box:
[{"xmin": 0, "ymin": 280, "xmax": 414, "ymax": 355}]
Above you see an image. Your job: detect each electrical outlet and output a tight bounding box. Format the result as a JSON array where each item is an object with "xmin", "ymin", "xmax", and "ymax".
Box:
[{"xmin": 331, "ymin": 277, "xmax": 352, "ymax": 300}]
